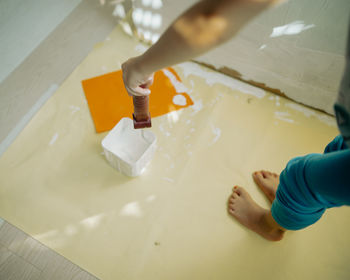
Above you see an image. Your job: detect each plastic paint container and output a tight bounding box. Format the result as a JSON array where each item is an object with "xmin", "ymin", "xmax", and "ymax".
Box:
[{"xmin": 102, "ymin": 118, "xmax": 157, "ymax": 177}]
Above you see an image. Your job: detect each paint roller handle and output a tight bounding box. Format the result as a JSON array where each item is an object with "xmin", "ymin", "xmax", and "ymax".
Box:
[{"xmin": 133, "ymin": 94, "xmax": 152, "ymax": 129}]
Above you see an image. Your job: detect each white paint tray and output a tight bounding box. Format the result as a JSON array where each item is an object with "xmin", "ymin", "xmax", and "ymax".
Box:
[{"xmin": 102, "ymin": 117, "xmax": 157, "ymax": 177}]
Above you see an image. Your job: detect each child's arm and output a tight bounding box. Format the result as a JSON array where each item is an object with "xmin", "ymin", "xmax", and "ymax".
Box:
[{"xmin": 122, "ymin": 0, "xmax": 283, "ymax": 97}]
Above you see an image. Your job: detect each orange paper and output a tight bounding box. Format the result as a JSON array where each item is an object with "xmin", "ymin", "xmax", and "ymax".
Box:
[{"xmin": 82, "ymin": 68, "xmax": 193, "ymax": 133}]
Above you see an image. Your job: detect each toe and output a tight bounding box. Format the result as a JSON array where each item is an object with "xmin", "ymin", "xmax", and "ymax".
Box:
[
  {"xmin": 234, "ymin": 186, "xmax": 244, "ymax": 196},
  {"xmin": 228, "ymin": 203, "xmax": 235, "ymax": 212},
  {"xmin": 228, "ymin": 207, "xmax": 235, "ymax": 216},
  {"xmin": 261, "ymin": 170, "xmax": 270, "ymax": 178},
  {"xmin": 253, "ymin": 172, "xmax": 264, "ymax": 183}
]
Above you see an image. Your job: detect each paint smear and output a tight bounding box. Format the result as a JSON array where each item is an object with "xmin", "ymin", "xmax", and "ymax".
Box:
[
  {"xmin": 173, "ymin": 94, "xmax": 187, "ymax": 106},
  {"xmin": 210, "ymin": 123, "xmax": 221, "ymax": 145},
  {"xmin": 69, "ymin": 105, "xmax": 80, "ymax": 114},
  {"xmin": 191, "ymin": 99, "xmax": 203, "ymax": 115},
  {"xmin": 270, "ymin": 21, "xmax": 315, "ymax": 38},
  {"xmin": 286, "ymin": 103, "xmax": 336, "ymax": 127},
  {"xmin": 162, "ymin": 69, "xmax": 188, "ymax": 93},
  {"xmin": 274, "ymin": 112, "xmax": 294, "ymax": 123},
  {"xmin": 49, "ymin": 133, "xmax": 59, "ymax": 146},
  {"xmin": 178, "ymin": 62, "xmax": 265, "ymax": 98},
  {"xmin": 82, "ymin": 68, "xmax": 193, "ymax": 133}
]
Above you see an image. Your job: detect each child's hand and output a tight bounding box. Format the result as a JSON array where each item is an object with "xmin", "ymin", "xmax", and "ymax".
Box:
[{"xmin": 122, "ymin": 57, "xmax": 154, "ymax": 97}]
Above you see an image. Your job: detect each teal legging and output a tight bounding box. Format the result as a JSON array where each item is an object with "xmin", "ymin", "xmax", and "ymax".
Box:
[{"xmin": 271, "ymin": 135, "xmax": 350, "ymax": 230}]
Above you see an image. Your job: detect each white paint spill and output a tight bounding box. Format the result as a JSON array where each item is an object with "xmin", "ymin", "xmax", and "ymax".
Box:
[
  {"xmin": 191, "ymin": 99, "xmax": 203, "ymax": 115},
  {"xmin": 49, "ymin": 133, "xmax": 59, "ymax": 146},
  {"xmin": 172, "ymin": 94, "xmax": 187, "ymax": 106},
  {"xmin": 259, "ymin": 44, "xmax": 267, "ymax": 50},
  {"xmin": 163, "ymin": 177, "xmax": 174, "ymax": 183},
  {"xmin": 178, "ymin": 62, "xmax": 265, "ymax": 98},
  {"xmin": 162, "ymin": 69, "xmax": 188, "ymax": 93},
  {"xmin": 210, "ymin": 124, "xmax": 221, "ymax": 145},
  {"xmin": 159, "ymin": 124, "xmax": 171, "ymax": 137},
  {"xmin": 69, "ymin": 105, "xmax": 80, "ymax": 114},
  {"xmin": 274, "ymin": 112, "xmax": 295, "ymax": 123},
  {"xmin": 120, "ymin": 202, "xmax": 143, "ymax": 217},
  {"xmin": 286, "ymin": 103, "xmax": 336, "ymax": 127},
  {"xmin": 80, "ymin": 214, "xmax": 105, "ymax": 228},
  {"xmin": 270, "ymin": 21, "xmax": 315, "ymax": 38}
]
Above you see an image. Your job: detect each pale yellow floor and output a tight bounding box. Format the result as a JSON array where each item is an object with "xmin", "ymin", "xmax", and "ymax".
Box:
[{"xmin": 1, "ymin": 26, "xmax": 350, "ymax": 280}]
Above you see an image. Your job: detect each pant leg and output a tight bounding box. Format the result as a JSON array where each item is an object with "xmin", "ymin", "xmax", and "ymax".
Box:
[{"xmin": 271, "ymin": 136, "xmax": 350, "ymax": 230}]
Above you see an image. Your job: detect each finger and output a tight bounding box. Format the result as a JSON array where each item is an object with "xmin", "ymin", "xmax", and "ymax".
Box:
[
  {"xmin": 135, "ymin": 86, "xmax": 151, "ymax": 96},
  {"xmin": 125, "ymin": 85, "xmax": 151, "ymax": 97},
  {"xmin": 141, "ymin": 76, "xmax": 154, "ymax": 88}
]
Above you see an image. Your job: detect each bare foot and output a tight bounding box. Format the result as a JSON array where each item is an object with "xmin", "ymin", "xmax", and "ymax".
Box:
[
  {"xmin": 252, "ymin": 170, "xmax": 279, "ymax": 203},
  {"xmin": 228, "ymin": 186, "xmax": 284, "ymax": 241}
]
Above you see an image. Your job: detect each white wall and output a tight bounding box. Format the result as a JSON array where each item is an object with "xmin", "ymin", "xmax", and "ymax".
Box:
[{"xmin": 131, "ymin": 0, "xmax": 349, "ymax": 114}]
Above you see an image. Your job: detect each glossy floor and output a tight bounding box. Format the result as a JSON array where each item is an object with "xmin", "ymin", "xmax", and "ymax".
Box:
[{"xmin": 0, "ymin": 26, "xmax": 349, "ymax": 280}]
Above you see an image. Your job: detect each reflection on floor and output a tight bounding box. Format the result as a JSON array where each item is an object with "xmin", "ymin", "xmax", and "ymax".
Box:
[{"xmin": 0, "ymin": 25, "xmax": 349, "ymax": 280}]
